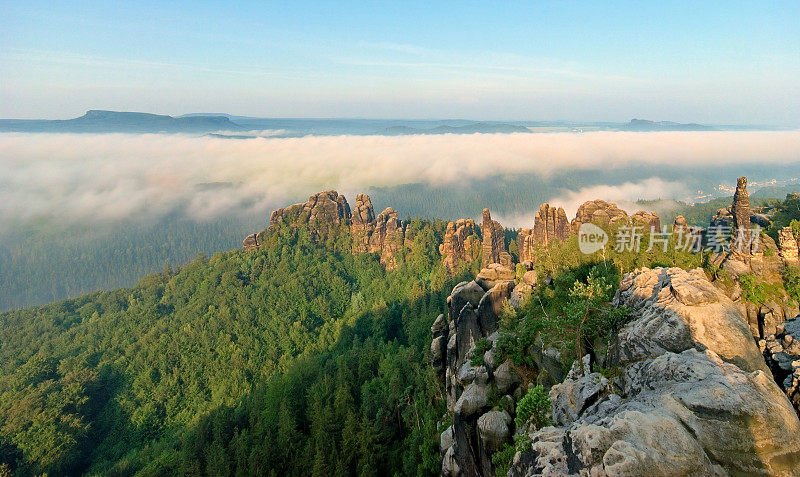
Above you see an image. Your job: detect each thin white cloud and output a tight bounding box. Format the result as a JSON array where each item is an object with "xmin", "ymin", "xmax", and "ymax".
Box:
[
  {"xmin": 0, "ymin": 131, "xmax": 798, "ymax": 230},
  {"xmin": 546, "ymin": 178, "xmax": 691, "ymax": 218}
]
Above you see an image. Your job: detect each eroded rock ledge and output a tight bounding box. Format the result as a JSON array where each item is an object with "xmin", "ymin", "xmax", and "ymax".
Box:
[{"xmin": 510, "ymin": 268, "xmax": 800, "ymax": 477}]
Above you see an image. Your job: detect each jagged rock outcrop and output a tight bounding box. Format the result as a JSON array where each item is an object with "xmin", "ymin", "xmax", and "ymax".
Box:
[
  {"xmin": 570, "ymin": 200, "xmax": 628, "ymax": 233},
  {"xmin": 242, "ymin": 232, "xmax": 263, "ymax": 251},
  {"xmin": 268, "ymin": 190, "xmax": 351, "ymax": 238},
  {"xmin": 441, "ymin": 219, "xmax": 481, "ymax": 270},
  {"xmin": 630, "ymin": 210, "xmax": 661, "ymax": 231},
  {"xmin": 435, "ymin": 277, "xmax": 522, "ymax": 476},
  {"xmin": 732, "ymin": 176, "xmax": 755, "ymax": 253},
  {"xmin": 518, "ymin": 204, "xmax": 570, "ymax": 263},
  {"xmin": 760, "ymin": 316, "xmax": 800, "ymax": 418},
  {"xmin": 779, "ymin": 227, "xmax": 799, "ymax": 264},
  {"xmin": 350, "ymin": 193, "xmax": 376, "ymax": 252},
  {"xmin": 247, "ymin": 190, "xmax": 404, "ymax": 269},
  {"xmin": 481, "ymin": 209, "xmax": 513, "ymax": 268},
  {"xmin": 350, "ymin": 194, "xmax": 404, "ymax": 269},
  {"xmin": 511, "ymin": 267, "xmax": 800, "ymax": 476}
]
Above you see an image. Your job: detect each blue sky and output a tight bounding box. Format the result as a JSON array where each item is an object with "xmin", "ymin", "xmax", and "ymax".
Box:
[{"xmin": 1, "ymin": 1, "xmax": 798, "ymax": 124}]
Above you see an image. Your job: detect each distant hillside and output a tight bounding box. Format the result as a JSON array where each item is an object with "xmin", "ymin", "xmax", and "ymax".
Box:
[
  {"xmin": 620, "ymin": 118, "xmax": 715, "ymax": 131},
  {"xmin": 0, "ymin": 110, "xmax": 244, "ymax": 133},
  {"xmin": 381, "ymin": 122, "xmax": 531, "ymax": 135}
]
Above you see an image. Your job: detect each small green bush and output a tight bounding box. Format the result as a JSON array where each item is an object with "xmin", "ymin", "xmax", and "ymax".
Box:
[
  {"xmin": 470, "ymin": 337, "xmax": 492, "ymax": 366},
  {"xmin": 515, "ymin": 385, "xmax": 552, "ymax": 429}
]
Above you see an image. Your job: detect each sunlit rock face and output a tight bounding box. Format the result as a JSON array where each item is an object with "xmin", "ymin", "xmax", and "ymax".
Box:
[
  {"xmin": 510, "ymin": 267, "xmax": 800, "ymax": 477},
  {"xmin": 518, "ymin": 203, "xmax": 570, "ymax": 264},
  {"xmin": 247, "ymin": 190, "xmax": 404, "ymax": 269},
  {"xmin": 440, "ymin": 219, "xmax": 480, "ymax": 271},
  {"xmin": 481, "ymin": 209, "xmax": 513, "ymax": 268},
  {"xmin": 570, "ymin": 199, "xmax": 629, "ymax": 234}
]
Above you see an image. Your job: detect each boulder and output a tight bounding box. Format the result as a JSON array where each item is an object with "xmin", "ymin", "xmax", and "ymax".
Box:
[
  {"xmin": 455, "ymin": 382, "xmax": 489, "ymax": 417},
  {"xmin": 476, "ymin": 263, "xmax": 515, "ymax": 289},
  {"xmin": 477, "ymin": 411, "xmax": 513, "ymax": 452},
  {"xmin": 495, "ymin": 361, "xmax": 521, "ymax": 395}
]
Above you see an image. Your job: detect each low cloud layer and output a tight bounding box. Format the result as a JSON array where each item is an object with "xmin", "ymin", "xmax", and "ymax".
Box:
[
  {"xmin": 547, "ymin": 178, "xmax": 691, "ymax": 218},
  {"xmin": 1, "ymin": 130, "xmax": 798, "ymax": 230}
]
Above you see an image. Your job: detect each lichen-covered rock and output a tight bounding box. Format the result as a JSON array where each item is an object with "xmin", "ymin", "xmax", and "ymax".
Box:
[
  {"xmin": 761, "ymin": 316, "xmax": 800, "ymax": 418},
  {"xmin": 511, "ymin": 267, "xmax": 800, "ymax": 477},
  {"xmin": 495, "ymin": 361, "xmax": 521, "ymax": 395}
]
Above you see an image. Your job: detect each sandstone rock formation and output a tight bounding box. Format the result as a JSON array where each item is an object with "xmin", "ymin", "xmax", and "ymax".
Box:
[
  {"xmin": 268, "ymin": 190, "xmax": 351, "ymax": 239},
  {"xmin": 672, "ymin": 215, "xmax": 689, "ymax": 234},
  {"xmin": 434, "ymin": 278, "xmax": 521, "ymax": 476},
  {"xmin": 441, "ymin": 219, "xmax": 481, "ymax": 270},
  {"xmin": 779, "ymin": 227, "xmax": 799, "ymax": 264},
  {"xmin": 518, "ymin": 204, "xmax": 570, "ymax": 263},
  {"xmin": 481, "ymin": 209, "xmax": 513, "ymax": 268},
  {"xmin": 732, "ymin": 176, "xmax": 755, "ymax": 253},
  {"xmin": 630, "ymin": 210, "xmax": 661, "ymax": 231},
  {"xmin": 249, "ymin": 190, "xmax": 405, "ymax": 269},
  {"xmin": 242, "ymin": 232, "xmax": 263, "ymax": 251},
  {"xmin": 510, "ymin": 267, "xmax": 800, "ymax": 476},
  {"xmin": 351, "ymin": 193, "xmax": 404, "ymax": 269},
  {"xmin": 570, "ymin": 200, "xmax": 629, "ymax": 234}
]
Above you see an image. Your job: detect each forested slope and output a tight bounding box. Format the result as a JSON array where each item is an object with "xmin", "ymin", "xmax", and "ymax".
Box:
[{"xmin": 0, "ymin": 220, "xmax": 470, "ymax": 476}]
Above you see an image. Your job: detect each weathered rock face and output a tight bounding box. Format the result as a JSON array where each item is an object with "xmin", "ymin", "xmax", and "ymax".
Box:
[
  {"xmin": 732, "ymin": 176, "xmax": 752, "ymax": 231},
  {"xmin": 350, "ymin": 197, "xmax": 404, "ymax": 269},
  {"xmin": 570, "ymin": 200, "xmax": 629, "ymax": 233},
  {"xmin": 672, "ymin": 215, "xmax": 689, "ymax": 234},
  {"xmin": 518, "ymin": 204, "xmax": 570, "ymax": 263},
  {"xmin": 630, "ymin": 210, "xmax": 661, "ymax": 231},
  {"xmin": 779, "ymin": 227, "xmax": 799, "ymax": 264},
  {"xmin": 441, "ymin": 219, "xmax": 480, "ymax": 270},
  {"xmin": 269, "ymin": 190, "xmax": 351, "ymax": 239},
  {"xmin": 242, "ymin": 232, "xmax": 263, "ymax": 251},
  {"xmin": 481, "ymin": 209, "xmax": 513, "ymax": 268},
  {"xmin": 435, "ymin": 278, "xmax": 522, "ymax": 477},
  {"xmin": 249, "ymin": 190, "xmax": 404, "ymax": 269},
  {"xmin": 611, "ymin": 267, "xmax": 769, "ymax": 374},
  {"xmin": 511, "ymin": 267, "xmax": 800, "ymax": 477},
  {"xmin": 716, "ymin": 243, "xmax": 798, "ymax": 340},
  {"xmin": 760, "ymin": 316, "xmax": 800, "ymax": 418}
]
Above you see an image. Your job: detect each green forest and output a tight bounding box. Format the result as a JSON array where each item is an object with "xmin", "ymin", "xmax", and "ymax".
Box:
[{"xmin": 0, "ymin": 219, "xmax": 474, "ymax": 476}]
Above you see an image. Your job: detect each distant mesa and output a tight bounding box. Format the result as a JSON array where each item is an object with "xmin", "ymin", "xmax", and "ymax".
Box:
[
  {"xmin": 0, "ymin": 110, "xmax": 245, "ymax": 133},
  {"xmin": 620, "ymin": 118, "xmax": 715, "ymax": 131}
]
